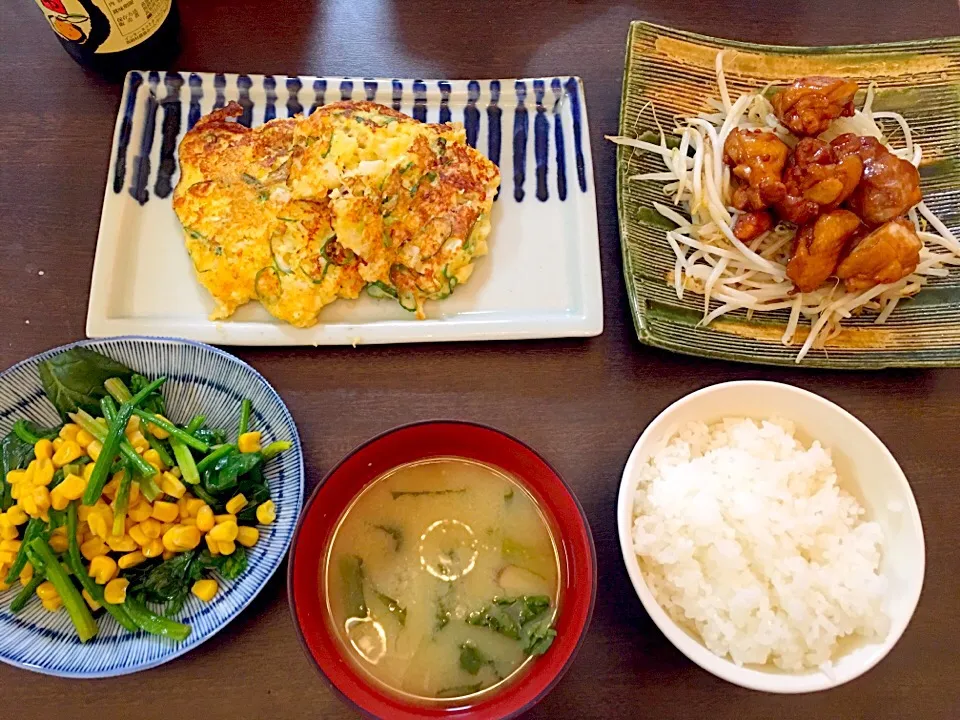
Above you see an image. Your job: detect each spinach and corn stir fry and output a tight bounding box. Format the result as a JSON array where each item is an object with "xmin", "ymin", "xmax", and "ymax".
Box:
[{"xmin": 0, "ymin": 348, "xmax": 289, "ymax": 643}]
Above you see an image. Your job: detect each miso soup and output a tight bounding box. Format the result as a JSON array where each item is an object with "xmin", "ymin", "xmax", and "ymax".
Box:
[{"xmin": 324, "ymin": 457, "xmax": 560, "ymax": 702}]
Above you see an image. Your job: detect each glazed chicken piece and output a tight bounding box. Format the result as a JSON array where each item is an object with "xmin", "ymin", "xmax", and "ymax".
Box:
[
  {"xmin": 787, "ymin": 209, "xmax": 862, "ymax": 292},
  {"xmin": 836, "ymin": 219, "xmax": 922, "ymax": 291},
  {"xmin": 723, "ymin": 129, "xmax": 789, "ymax": 211},
  {"xmin": 830, "ymin": 133, "xmax": 923, "ymax": 226},
  {"xmin": 771, "ymin": 77, "xmax": 859, "ymax": 137},
  {"xmin": 776, "ymin": 138, "xmax": 863, "ymax": 225},
  {"xmin": 732, "ymin": 210, "xmax": 774, "ymax": 242}
]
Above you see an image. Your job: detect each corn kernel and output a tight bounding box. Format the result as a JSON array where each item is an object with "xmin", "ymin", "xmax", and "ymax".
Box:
[
  {"xmin": 83, "ymin": 463, "xmax": 96, "ymax": 482},
  {"xmin": 218, "ymin": 540, "xmax": 236, "ymax": 555},
  {"xmin": 162, "ymin": 549, "xmax": 174, "ymax": 560},
  {"xmin": 75, "ymin": 429, "xmax": 95, "ymax": 448},
  {"xmin": 215, "ymin": 513, "xmax": 237, "ymax": 525},
  {"xmin": 0, "ymin": 550, "xmax": 14, "ymax": 564},
  {"xmin": 106, "ymin": 534, "xmax": 138, "ymax": 553},
  {"xmin": 50, "ymin": 488, "xmax": 69, "ymax": 512},
  {"xmin": 20, "ymin": 493, "xmax": 38, "ymax": 518},
  {"xmin": 208, "ymin": 521, "xmax": 238, "ymax": 543},
  {"xmin": 82, "ymin": 588, "xmax": 101, "ymax": 611},
  {"xmin": 31, "ymin": 486, "xmax": 51, "ymax": 516},
  {"xmin": 225, "ymin": 493, "xmax": 247, "ymax": 515},
  {"xmin": 80, "ymin": 537, "xmax": 108, "ymax": 561},
  {"xmin": 142, "ymin": 539, "xmax": 164, "ymax": 558},
  {"xmin": 89, "ymin": 555, "xmax": 118, "ymax": 584},
  {"xmin": 160, "ymin": 472, "xmax": 185, "ymax": 499},
  {"xmin": 41, "ymin": 597, "xmax": 63, "ymax": 612},
  {"xmin": 125, "ymin": 415, "xmax": 141, "ymax": 434},
  {"xmin": 163, "ymin": 525, "xmax": 201, "ymax": 552},
  {"xmin": 0, "ymin": 580, "xmax": 10, "ymax": 591},
  {"xmin": 139, "ymin": 518, "xmax": 162, "ymax": 539},
  {"xmin": 58, "ymin": 424, "xmax": 80, "ymax": 442},
  {"xmin": 87, "ymin": 510, "xmax": 110, "ymax": 541},
  {"xmin": 87, "ymin": 440, "xmax": 103, "ymax": 461},
  {"xmin": 159, "ymin": 522, "xmax": 174, "ymax": 535},
  {"xmin": 6, "ymin": 506, "xmax": 27, "ymax": 526},
  {"xmin": 34, "ymin": 438, "xmax": 54, "ymax": 461},
  {"xmin": 256, "ymin": 500, "xmax": 276, "ymax": 525},
  {"xmin": 58, "ymin": 473, "xmax": 87, "ymax": 501},
  {"xmin": 118, "ymin": 551, "xmax": 146, "ymax": 569},
  {"xmin": 128, "ymin": 501, "xmax": 153, "ymax": 523},
  {"xmin": 236, "ymin": 526, "xmax": 259, "ymax": 548},
  {"xmin": 104, "ymin": 578, "xmax": 129, "ymax": 605},
  {"xmin": 180, "ymin": 517, "xmax": 197, "ymax": 527},
  {"xmin": 128, "ymin": 524, "xmax": 149, "ymax": 546},
  {"xmin": 204, "ymin": 533, "xmax": 219, "ymax": 555},
  {"xmin": 1, "ymin": 525, "xmax": 18, "ymax": 541},
  {"xmin": 143, "ymin": 449, "xmax": 165, "ymax": 471},
  {"xmin": 102, "ymin": 476, "xmax": 121, "ymax": 500},
  {"xmin": 129, "ymin": 431, "xmax": 150, "ymax": 453},
  {"xmin": 145, "ymin": 415, "xmax": 171, "ymax": 440},
  {"xmin": 184, "ymin": 497, "xmax": 204, "ymax": 517},
  {"xmin": 195, "ymin": 505, "xmax": 214, "ymax": 532},
  {"xmin": 128, "ymin": 481, "xmax": 140, "ymax": 506},
  {"xmin": 32, "ymin": 458, "xmax": 54, "ymax": 487},
  {"xmin": 6, "ymin": 469, "xmax": 29, "ymax": 485},
  {"xmin": 0, "ymin": 539, "xmax": 21, "ymax": 552},
  {"xmin": 49, "ymin": 534, "xmax": 69, "ymax": 553},
  {"xmin": 151, "ymin": 501, "xmax": 179, "ymax": 523},
  {"xmin": 238, "ymin": 431, "xmax": 262, "ymax": 454},
  {"xmin": 52, "ymin": 440, "xmax": 83, "ymax": 468},
  {"xmin": 192, "ymin": 578, "xmax": 218, "ymax": 602},
  {"xmin": 36, "ymin": 581, "xmax": 60, "ymax": 601},
  {"xmin": 19, "ymin": 563, "xmax": 34, "ymax": 586}
]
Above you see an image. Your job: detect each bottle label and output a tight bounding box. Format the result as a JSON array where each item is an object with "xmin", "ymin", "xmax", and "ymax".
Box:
[{"xmin": 34, "ymin": 0, "xmax": 171, "ymax": 54}]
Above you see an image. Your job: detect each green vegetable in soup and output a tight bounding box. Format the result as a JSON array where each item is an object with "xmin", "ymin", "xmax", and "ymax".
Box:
[
  {"xmin": 373, "ymin": 524, "xmax": 403, "ymax": 551},
  {"xmin": 459, "ymin": 641, "xmax": 492, "ymax": 675},
  {"xmin": 436, "ymin": 682, "xmax": 484, "ymax": 699},
  {"xmin": 390, "ymin": 488, "xmax": 466, "ymax": 499},
  {"xmin": 466, "ymin": 595, "xmax": 556, "ymax": 655},
  {"xmin": 340, "ymin": 555, "xmax": 367, "ymax": 619},
  {"xmin": 373, "ymin": 589, "xmax": 407, "ymax": 627}
]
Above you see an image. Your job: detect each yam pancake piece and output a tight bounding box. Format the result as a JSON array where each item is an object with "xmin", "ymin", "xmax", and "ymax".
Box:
[
  {"xmin": 289, "ymin": 102, "xmax": 500, "ymax": 317},
  {"xmin": 174, "ymin": 103, "xmax": 364, "ymax": 326}
]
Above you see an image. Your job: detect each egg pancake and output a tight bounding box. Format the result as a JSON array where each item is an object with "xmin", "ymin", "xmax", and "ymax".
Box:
[{"xmin": 174, "ymin": 100, "xmax": 500, "ymax": 324}]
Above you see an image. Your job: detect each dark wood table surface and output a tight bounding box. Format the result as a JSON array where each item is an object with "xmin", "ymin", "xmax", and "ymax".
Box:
[{"xmin": 2, "ymin": 1, "xmax": 960, "ymax": 718}]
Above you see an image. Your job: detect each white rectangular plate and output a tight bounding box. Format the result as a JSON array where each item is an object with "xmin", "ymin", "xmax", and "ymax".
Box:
[{"xmin": 87, "ymin": 72, "xmax": 603, "ymax": 345}]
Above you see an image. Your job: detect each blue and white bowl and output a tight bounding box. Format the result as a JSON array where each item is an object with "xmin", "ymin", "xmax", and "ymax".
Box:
[{"xmin": 0, "ymin": 337, "xmax": 304, "ymax": 677}]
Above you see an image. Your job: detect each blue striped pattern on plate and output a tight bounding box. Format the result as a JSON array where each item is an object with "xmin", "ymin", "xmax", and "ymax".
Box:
[
  {"xmin": 113, "ymin": 72, "xmax": 588, "ymax": 208},
  {"xmin": 0, "ymin": 337, "xmax": 303, "ymax": 678}
]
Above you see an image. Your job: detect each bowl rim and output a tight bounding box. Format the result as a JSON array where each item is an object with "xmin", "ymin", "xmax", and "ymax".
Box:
[
  {"xmin": 0, "ymin": 335, "xmax": 305, "ymax": 678},
  {"xmin": 287, "ymin": 419, "xmax": 597, "ymax": 719},
  {"xmin": 616, "ymin": 379, "xmax": 926, "ymax": 693}
]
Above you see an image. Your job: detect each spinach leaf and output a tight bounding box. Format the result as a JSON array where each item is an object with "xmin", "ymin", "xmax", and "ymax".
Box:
[
  {"xmin": 130, "ymin": 373, "xmax": 166, "ymax": 415},
  {"xmin": 1, "ymin": 429, "xmax": 36, "ymax": 510},
  {"xmin": 197, "ymin": 546, "xmax": 248, "ymax": 580},
  {"xmin": 128, "ymin": 549, "xmax": 200, "ymax": 616},
  {"xmin": 12, "ymin": 419, "xmax": 59, "ymax": 445},
  {"xmin": 38, "ymin": 348, "xmax": 133, "ymax": 419},
  {"xmin": 193, "ymin": 427, "xmax": 227, "ymax": 446},
  {"xmin": 203, "ymin": 450, "xmax": 262, "ymax": 496},
  {"xmin": 459, "ymin": 641, "xmax": 488, "ymax": 675},
  {"xmin": 466, "ymin": 595, "xmax": 554, "ymax": 651},
  {"xmin": 522, "ymin": 617, "xmax": 557, "ymax": 656}
]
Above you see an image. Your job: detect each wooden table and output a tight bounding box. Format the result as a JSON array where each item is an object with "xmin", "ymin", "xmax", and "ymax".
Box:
[{"xmin": 2, "ymin": 1, "xmax": 959, "ymax": 717}]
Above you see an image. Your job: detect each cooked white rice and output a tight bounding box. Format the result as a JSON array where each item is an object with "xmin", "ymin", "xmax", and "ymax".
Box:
[{"xmin": 632, "ymin": 417, "xmax": 889, "ymax": 671}]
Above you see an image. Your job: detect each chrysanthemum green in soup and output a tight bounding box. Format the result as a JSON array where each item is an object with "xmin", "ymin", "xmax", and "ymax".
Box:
[{"xmin": 325, "ymin": 458, "xmax": 560, "ymax": 701}]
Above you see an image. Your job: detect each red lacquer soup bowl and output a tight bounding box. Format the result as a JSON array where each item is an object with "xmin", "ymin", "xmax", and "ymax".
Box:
[{"xmin": 288, "ymin": 421, "xmax": 596, "ymax": 719}]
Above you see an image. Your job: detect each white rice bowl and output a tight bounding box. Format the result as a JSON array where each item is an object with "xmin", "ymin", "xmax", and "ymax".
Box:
[
  {"xmin": 617, "ymin": 381, "xmax": 925, "ymax": 693},
  {"xmin": 631, "ymin": 417, "xmax": 888, "ymax": 671}
]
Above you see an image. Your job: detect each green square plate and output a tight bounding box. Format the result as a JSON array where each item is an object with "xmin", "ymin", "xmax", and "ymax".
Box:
[{"xmin": 617, "ymin": 22, "xmax": 960, "ymax": 368}]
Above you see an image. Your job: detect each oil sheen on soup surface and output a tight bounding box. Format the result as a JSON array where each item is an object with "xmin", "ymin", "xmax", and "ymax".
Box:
[{"xmin": 325, "ymin": 458, "xmax": 560, "ymax": 701}]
